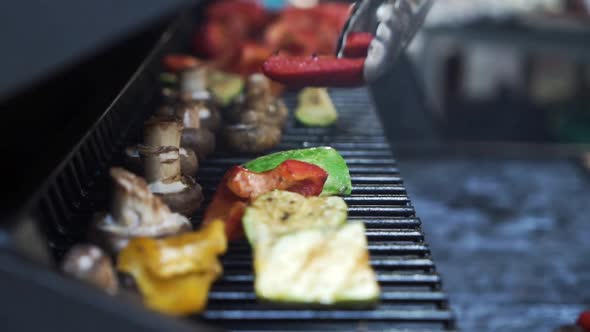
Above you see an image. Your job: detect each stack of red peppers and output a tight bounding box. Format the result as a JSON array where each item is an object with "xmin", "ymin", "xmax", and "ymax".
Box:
[{"xmin": 191, "ymin": 0, "xmax": 373, "ymax": 88}]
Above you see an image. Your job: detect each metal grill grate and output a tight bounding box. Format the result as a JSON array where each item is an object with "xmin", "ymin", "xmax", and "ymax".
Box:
[
  {"xmin": 197, "ymin": 88, "xmax": 455, "ymax": 331},
  {"xmin": 21, "ymin": 8, "xmax": 456, "ymax": 332}
]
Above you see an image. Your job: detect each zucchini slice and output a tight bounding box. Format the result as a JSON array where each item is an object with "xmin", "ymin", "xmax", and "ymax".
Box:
[
  {"xmin": 243, "ymin": 190, "xmax": 347, "ymax": 246},
  {"xmin": 295, "ymin": 87, "xmax": 338, "ymax": 127},
  {"xmin": 254, "ymin": 222, "xmax": 380, "ymax": 305}
]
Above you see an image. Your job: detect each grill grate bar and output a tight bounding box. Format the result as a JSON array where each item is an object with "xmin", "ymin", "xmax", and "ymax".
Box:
[{"xmin": 203, "ymin": 309, "xmax": 454, "ymax": 321}]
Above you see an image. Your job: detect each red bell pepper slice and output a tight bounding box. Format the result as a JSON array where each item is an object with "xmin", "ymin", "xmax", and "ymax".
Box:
[
  {"xmin": 342, "ymin": 32, "xmax": 374, "ymax": 58},
  {"xmin": 262, "ymin": 54, "xmax": 365, "ymax": 87},
  {"xmin": 207, "ymin": 0, "xmax": 268, "ymax": 33},
  {"xmin": 203, "ymin": 160, "xmax": 328, "ymax": 241},
  {"xmin": 193, "ymin": 20, "xmax": 239, "ymax": 59},
  {"xmin": 577, "ymin": 311, "xmax": 590, "ymax": 331},
  {"xmin": 231, "ymin": 42, "xmax": 274, "ymax": 77},
  {"xmin": 163, "ymin": 54, "xmax": 201, "ymax": 72}
]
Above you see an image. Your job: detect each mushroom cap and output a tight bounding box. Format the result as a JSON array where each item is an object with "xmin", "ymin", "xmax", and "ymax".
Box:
[
  {"xmin": 93, "ymin": 168, "xmax": 193, "ymax": 255},
  {"xmin": 156, "ymin": 176, "xmax": 204, "ymax": 217},
  {"xmin": 181, "ymin": 128, "xmax": 216, "ymax": 160},
  {"xmin": 223, "ymin": 124, "xmax": 282, "ymax": 154},
  {"xmin": 61, "ymin": 244, "xmax": 119, "ymax": 294},
  {"xmin": 91, "ymin": 212, "xmax": 192, "ymax": 255},
  {"xmin": 179, "ymin": 148, "xmax": 199, "ymax": 178}
]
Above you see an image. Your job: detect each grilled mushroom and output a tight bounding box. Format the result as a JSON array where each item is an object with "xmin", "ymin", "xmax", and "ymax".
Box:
[
  {"xmin": 178, "ymin": 67, "xmax": 222, "ymax": 132},
  {"xmin": 176, "ymin": 105, "xmax": 216, "ymax": 160},
  {"xmin": 125, "ymin": 147, "xmax": 198, "ymax": 178},
  {"xmin": 242, "ymin": 73, "xmax": 288, "ymax": 127},
  {"xmin": 124, "ymin": 117, "xmax": 199, "ymax": 177},
  {"xmin": 223, "ymin": 124, "xmax": 282, "ymax": 154},
  {"xmin": 154, "ymin": 104, "xmax": 176, "ymax": 118},
  {"xmin": 61, "ymin": 244, "xmax": 119, "ymax": 294},
  {"xmin": 91, "ymin": 168, "xmax": 191, "ymax": 254},
  {"xmin": 139, "ymin": 145, "xmax": 203, "ymax": 216}
]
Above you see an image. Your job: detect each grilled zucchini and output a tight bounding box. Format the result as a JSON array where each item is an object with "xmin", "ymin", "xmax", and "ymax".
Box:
[
  {"xmin": 242, "ymin": 190, "xmax": 347, "ymax": 246},
  {"xmin": 254, "ymin": 222, "xmax": 380, "ymax": 305}
]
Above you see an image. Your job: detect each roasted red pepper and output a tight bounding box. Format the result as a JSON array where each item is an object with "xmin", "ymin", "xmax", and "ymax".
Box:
[
  {"xmin": 203, "ymin": 160, "xmax": 328, "ymax": 241},
  {"xmin": 343, "ymin": 32, "xmax": 374, "ymax": 58},
  {"xmin": 577, "ymin": 311, "xmax": 590, "ymax": 331},
  {"xmin": 163, "ymin": 54, "xmax": 201, "ymax": 72},
  {"xmin": 193, "ymin": 20, "xmax": 239, "ymax": 59},
  {"xmin": 262, "ymin": 54, "xmax": 365, "ymax": 88},
  {"xmin": 207, "ymin": 0, "xmax": 268, "ymax": 34},
  {"xmin": 232, "ymin": 42, "xmax": 274, "ymax": 77}
]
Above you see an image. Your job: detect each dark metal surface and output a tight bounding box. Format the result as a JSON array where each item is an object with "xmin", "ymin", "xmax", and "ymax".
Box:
[
  {"xmin": 0, "ymin": 0, "xmax": 192, "ymax": 100},
  {"xmin": 13, "ymin": 7, "xmax": 455, "ymax": 332},
  {"xmin": 400, "ymin": 158, "xmax": 590, "ymax": 331}
]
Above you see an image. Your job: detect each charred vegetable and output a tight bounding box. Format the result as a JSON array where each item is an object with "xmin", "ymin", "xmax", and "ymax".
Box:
[
  {"xmin": 240, "ymin": 73, "xmax": 288, "ymax": 127},
  {"xmin": 91, "ymin": 168, "xmax": 191, "ymax": 254},
  {"xmin": 223, "ymin": 124, "xmax": 281, "ymax": 154},
  {"xmin": 117, "ymin": 220, "xmax": 227, "ymax": 316},
  {"xmin": 295, "ymin": 87, "xmax": 338, "ymax": 127},
  {"xmin": 254, "ymin": 222, "xmax": 380, "ymax": 305},
  {"xmin": 61, "ymin": 244, "xmax": 119, "ymax": 294},
  {"xmin": 139, "ymin": 145, "xmax": 203, "ymax": 217},
  {"xmin": 224, "ymin": 74, "xmax": 287, "ymax": 153},
  {"xmin": 243, "ymin": 190, "xmax": 347, "ymax": 247},
  {"xmin": 203, "ymin": 160, "xmax": 328, "ymax": 241},
  {"xmin": 262, "ymin": 54, "xmax": 365, "ymax": 88},
  {"xmin": 208, "ymin": 70, "xmax": 244, "ymax": 107},
  {"xmin": 244, "ymin": 147, "xmax": 352, "ymax": 196}
]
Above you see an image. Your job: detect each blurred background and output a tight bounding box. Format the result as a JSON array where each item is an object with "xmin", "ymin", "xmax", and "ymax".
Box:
[
  {"xmin": 373, "ymin": 1, "xmax": 590, "ymax": 330},
  {"xmin": 1, "ymin": 0, "xmax": 590, "ymax": 330}
]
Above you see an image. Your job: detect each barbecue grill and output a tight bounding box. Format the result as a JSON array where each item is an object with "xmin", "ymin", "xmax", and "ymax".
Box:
[{"xmin": 10, "ymin": 4, "xmax": 456, "ymax": 332}]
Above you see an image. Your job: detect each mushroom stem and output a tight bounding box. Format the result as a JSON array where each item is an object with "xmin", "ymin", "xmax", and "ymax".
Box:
[
  {"xmin": 179, "ymin": 66, "xmax": 210, "ymax": 101},
  {"xmin": 139, "ymin": 146, "xmax": 182, "ymax": 184},
  {"xmin": 176, "ymin": 105, "xmax": 202, "ymax": 129},
  {"xmin": 144, "ymin": 117, "xmax": 183, "ymax": 148}
]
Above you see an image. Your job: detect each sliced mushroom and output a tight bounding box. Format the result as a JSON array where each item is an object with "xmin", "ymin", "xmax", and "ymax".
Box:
[
  {"xmin": 223, "ymin": 124, "xmax": 282, "ymax": 154},
  {"xmin": 91, "ymin": 168, "xmax": 192, "ymax": 255},
  {"xmin": 61, "ymin": 244, "xmax": 119, "ymax": 294},
  {"xmin": 140, "ymin": 145, "xmax": 203, "ymax": 217}
]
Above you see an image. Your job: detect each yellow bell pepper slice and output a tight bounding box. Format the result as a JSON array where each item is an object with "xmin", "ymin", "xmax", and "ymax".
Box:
[{"xmin": 118, "ymin": 220, "xmax": 227, "ymax": 316}]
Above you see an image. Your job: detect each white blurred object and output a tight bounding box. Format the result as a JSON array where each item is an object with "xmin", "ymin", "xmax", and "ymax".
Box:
[
  {"xmin": 288, "ymin": 0, "xmax": 319, "ymax": 8},
  {"xmin": 425, "ymin": 0, "xmax": 565, "ymax": 26},
  {"xmin": 461, "ymin": 44, "xmax": 524, "ymax": 101}
]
